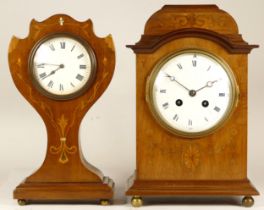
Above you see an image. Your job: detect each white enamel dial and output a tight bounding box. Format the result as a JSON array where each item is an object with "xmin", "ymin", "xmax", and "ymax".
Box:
[
  {"xmin": 31, "ymin": 35, "xmax": 96, "ymax": 99},
  {"xmin": 148, "ymin": 51, "xmax": 238, "ymax": 137}
]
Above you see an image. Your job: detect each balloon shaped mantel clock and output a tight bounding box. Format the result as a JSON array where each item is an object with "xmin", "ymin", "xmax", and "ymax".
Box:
[
  {"xmin": 9, "ymin": 14, "xmax": 115, "ymax": 205},
  {"xmin": 126, "ymin": 5, "xmax": 259, "ymax": 207}
]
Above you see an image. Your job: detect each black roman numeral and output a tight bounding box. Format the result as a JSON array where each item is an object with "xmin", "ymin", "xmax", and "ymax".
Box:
[
  {"xmin": 177, "ymin": 63, "xmax": 182, "ymax": 69},
  {"xmin": 173, "ymin": 114, "xmax": 179, "ymax": 121},
  {"xmin": 71, "ymin": 45, "xmax": 76, "ymax": 52},
  {"xmin": 160, "ymin": 89, "xmax": 166, "ymax": 93},
  {"xmin": 214, "ymin": 106, "xmax": 221, "ymax": 112},
  {"xmin": 192, "ymin": 60, "xmax": 197, "ymax": 67},
  {"xmin": 188, "ymin": 119, "xmax": 192, "ymax": 126},
  {"xmin": 60, "ymin": 42, "xmax": 66, "ymax": 49},
  {"xmin": 219, "ymin": 93, "xmax": 225, "ymax": 97},
  {"xmin": 77, "ymin": 53, "xmax": 84, "ymax": 59},
  {"xmin": 49, "ymin": 44, "xmax": 55, "ymax": 51},
  {"xmin": 79, "ymin": 65, "xmax": 87, "ymax": 69},
  {"xmin": 162, "ymin": 102, "xmax": 169, "ymax": 109},
  {"xmin": 76, "ymin": 74, "xmax": 84, "ymax": 81},
  {"xmin": 48, "ymin": 80, "xmax": 54, "ymax": 88},
  {"xmin": 39, "ymin": 72, "xmax": 47, "ymax": 79},
  {"xmin": 36, "ymin": 64, "xmax": 44, "ymax": 68},
  {"xmin": 59, "ymin": 84, "xmax": 64, "ymax": 91}
]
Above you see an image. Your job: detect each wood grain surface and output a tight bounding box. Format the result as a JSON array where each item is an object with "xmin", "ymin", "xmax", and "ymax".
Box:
[
  {"xmin": 9, "ymin": 14, "xmax": 115, "ymax": 202},
  {"xmin": 126, "ymin": 5, "xmax": 259, "ymax": 198}
]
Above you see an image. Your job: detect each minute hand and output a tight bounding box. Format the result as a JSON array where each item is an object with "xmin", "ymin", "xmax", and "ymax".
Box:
[
  {"xmin": 195, "ymin": 80, "xmax": 218, "ymax": 93},
  {"xmin": 165, "ymin": 73, "xmax": 190, "ymax": 92}
]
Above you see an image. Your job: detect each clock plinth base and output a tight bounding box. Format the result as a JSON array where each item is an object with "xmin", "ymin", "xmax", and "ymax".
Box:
[
  {"xmin": 126, "ymin": 176, "xmax": 259, "ymax": 198},
  {"xmin": 14, "ymin": 177, "xmax": 114, "ymax": 204}
]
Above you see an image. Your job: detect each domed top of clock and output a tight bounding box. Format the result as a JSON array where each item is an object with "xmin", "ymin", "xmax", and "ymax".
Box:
[
  {"xmin": 144, "ymin": 5, "xmax": 238, "ymax": 35},
  {"xmin": 128, "ymin": 5, "xmax": 258, "ymax": 54}
]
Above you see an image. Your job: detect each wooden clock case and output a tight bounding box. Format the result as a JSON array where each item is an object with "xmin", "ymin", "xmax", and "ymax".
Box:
[
  {"xmin": 8, "ymin": 14, "xmax": 115, "ymax": 205},
  {"xmin": 126, "ymin": 5, "xmax": 259, "ymax": 207}
]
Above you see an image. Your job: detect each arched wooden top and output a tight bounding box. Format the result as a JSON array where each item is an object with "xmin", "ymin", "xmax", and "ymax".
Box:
[
  {"xmin": 128, "ymin": 5, "xmax": 258, "ymax": 54},
  {"xmin": 144, "ymin": 5, "xmax": 239, "ymax": 35}
]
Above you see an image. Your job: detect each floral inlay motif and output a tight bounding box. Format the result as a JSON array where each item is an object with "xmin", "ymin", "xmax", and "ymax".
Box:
[{"xmin": 182, "ymin": 145, "xmax": 200, "ymax": 170}]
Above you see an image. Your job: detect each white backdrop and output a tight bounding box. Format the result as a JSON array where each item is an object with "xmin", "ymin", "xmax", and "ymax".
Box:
[{"xmin": 0, "ymin": 0, "xmax": 263, "ymax": 209}]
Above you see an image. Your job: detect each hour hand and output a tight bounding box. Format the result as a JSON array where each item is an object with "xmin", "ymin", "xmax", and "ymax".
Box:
[
  {"xmin": 41, "ymin": 64, "xmax": 64, "ymax": 80},
  {"xmin": 195, "ymin": 80, "xmax": 218, "ymax": 93}
]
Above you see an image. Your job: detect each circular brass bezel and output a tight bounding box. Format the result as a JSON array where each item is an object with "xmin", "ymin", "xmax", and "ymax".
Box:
[
  {"xmin": 146, "ymin": 49, "xmax": 239, "ymax": 138},
  {"xmin": 29, "ymin": 33, "xmax": 97, "ymax": 100}
]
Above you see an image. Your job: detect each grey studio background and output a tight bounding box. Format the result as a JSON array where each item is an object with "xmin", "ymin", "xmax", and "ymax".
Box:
[{"xmin": 0, "ymin": 0, "xmax": 263, "ymax": 209}]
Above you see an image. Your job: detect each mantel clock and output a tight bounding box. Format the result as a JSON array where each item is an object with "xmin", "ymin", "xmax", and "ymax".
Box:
[
  {"xmin": 9, "ymin": 14, "xmax": 115, "ymax": 205},
  {"xmin": 126, "ymin": 5, "xmax": 259, "ymax": 207}
]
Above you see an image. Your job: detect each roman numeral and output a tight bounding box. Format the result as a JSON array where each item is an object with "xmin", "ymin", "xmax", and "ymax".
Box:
[
  {"xmin": 49, "ymin": 44, "xmax": 55, "ymax": 51},
  {"xmin": 47, "ymin": 80, "xmax": 54, "ymax": 88},
  {"xmin": 207, "ymin": 65, "xmax": 211, "ymax": 71},
  {"xmin": 59, "ymin": 84, "xmax": 64, "ymax": 91},
  {"xmin": 162, "ymin": 102, "xmax": 169, "ymax": 109},
  {"xmin": 204, "ymin": 117, "xmax": 209, "ymax": 122},
  {"xmin": 219, "ymin": 93, "xmax": 225, "ymax": 97},
  {"xmin": 39, "ymin": 72, "xmax": 47, "ymax": 79},
  {"xmin": 177, "ymin": 63, "xmax": 182, "ymax": 69},
  {"xmin": 173, "ymin": 114, "xmax": 179, "ymax": 121},
  {"xmin": 60, "ymin": 42, "xmax": 65, "ymax": 49},
  {"xmin": 188, "ymin": 119, "xmax": 192, "ymax": 126},
  {"xmin": 36, "ymin": 64, "xmax": 44, "ymax": 68},
  {"xmin": 160, "ymin": 89, "xmax": 166, "ymax": 93},
  {"xmin": 77, "ymin": 53, "xmax": 84, "ymax": 59},
  {"xmin": 76, "ymin": 74, "xmax": 84, "ymax": 81},
  {"xmin": 71, "ymin": 45, "xmax": 76, "ymax": 52},
  {"xmin": 214, "ymin": 106, "xmax": 221, "ymax": 112},
  {"xmin": 192, "ymin": 60, "xmax": 197, "ymax": 67},
  {"xmin": 70, "ymin": 82, "xmax": 75, "ymax": 87},
  {"xmin": 79, "ymin": 65, "xmax": 87, "ymax": 69}
]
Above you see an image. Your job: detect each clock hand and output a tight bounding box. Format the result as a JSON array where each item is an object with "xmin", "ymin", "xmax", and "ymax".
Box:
[
  {"xmin": 36, "ymin": 63, "xmax": 62, "ymax": 68},
  {"xmin": 164, "ymin": 72, "xmax": 190, "ymax": 92},
  {"xmin": 195, "ymin": 80, "xmax": 218, "ymax": 93},
  {"xmin": 41, "ymin": 64, "xmax": 64, "ymax": 80}
]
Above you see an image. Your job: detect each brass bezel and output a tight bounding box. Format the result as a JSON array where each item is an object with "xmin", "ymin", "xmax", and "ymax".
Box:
[
  {"xmin": 29, "ymin": 33, "xmax": 97, "ymax": 101},
  {"xmin": 146, "ymin": 49, "xmax": 239, "ymax": 138}
]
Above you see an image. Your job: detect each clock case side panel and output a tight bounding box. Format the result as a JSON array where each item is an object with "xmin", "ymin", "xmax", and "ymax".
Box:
[
  {"xmin": 8, "ymin": 14, "xmax": 115, "ymax": 202},
  {"xmin": 126, "ymin": 37, "xmax": 258, "ymax": 196}
]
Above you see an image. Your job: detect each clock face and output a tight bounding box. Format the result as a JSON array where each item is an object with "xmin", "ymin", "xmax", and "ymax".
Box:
[
  {"xmin": 148, "ymin": 50, "xmax": 238, "ymax": 137},
  {"xmin": 30, "ymin": 35, "xmax": 96, "ymax": 99}
]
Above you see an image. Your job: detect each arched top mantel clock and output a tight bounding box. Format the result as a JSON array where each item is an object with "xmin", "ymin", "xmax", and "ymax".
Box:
[{"xmin": 126, "ymin": 5, "xmax": 259, "ymax": 207}]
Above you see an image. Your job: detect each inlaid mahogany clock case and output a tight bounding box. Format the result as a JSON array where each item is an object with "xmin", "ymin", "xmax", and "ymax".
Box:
[
  {"xmin": 126, "ymin": 5, "xmax": 259, "ymax": 206},
  {"xmin": 8, "ymin": 14, "xmax": 115, "ymax": 204}
]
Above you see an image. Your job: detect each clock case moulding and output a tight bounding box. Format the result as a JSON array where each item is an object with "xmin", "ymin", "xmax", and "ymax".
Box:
[
  {"xmin": 126, "ymin": 4, "xmax": 259, "ymax": 204},
  {"xmin": 8, "ymin": 14, "xmax": 115, "ymax": 204}
]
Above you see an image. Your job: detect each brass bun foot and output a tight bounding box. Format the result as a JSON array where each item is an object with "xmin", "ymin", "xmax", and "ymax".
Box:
[
  {"xmin": 17, "ymin": 199, "xmax": 27, "ymax": 206},
  {"xmin": 131, "ymin": 196, "xmax": 143, "ymax": 207},
  {"xmin": 100, "ymin": 199, "xmax": 110, "ymax": 205},
  {"xmin": 242, "ymin": 196, "xmax": 254, "ymax": 207}
]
